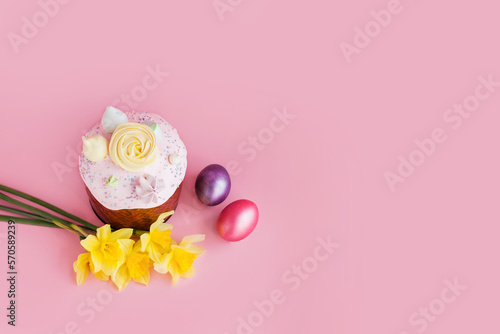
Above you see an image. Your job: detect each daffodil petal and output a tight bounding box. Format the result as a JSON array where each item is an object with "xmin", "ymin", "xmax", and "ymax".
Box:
[
  {"xmin": 153, "ymin": 262, "xmax": 165, "ymax": 274},
  {"xmin": 80, "ymin": 235, "xmax": 100, "ymax": 252},
  {"xmin": 155, "ymin": 223, "xmax": 173, "ymax": 233},
  {"xmin": 74, "ymin": 253, "xmax": 90, "ymax": 285},
  {"xmin": 76, "ymin": 266, "xmax": 89, "ymax": 285},
  {"xmin": 88, "ymin": 255, "xmax": 110, "ymax": 281},
  {"xmin": 158, "ymin": 210, "xmax": 175, "ymax": 220},
  {"xmin": 100, "ymin": 256, "xmax": 118, "ymax": 276},
  {"xmin": 133, "ymin": 239, "xmax": 143, "ymax": 252},
  {"xmin": 182, "ymin": 244, "xmax": 206, "ymax": 258},
  {"xmin": 133, "ymin": 270, "xmax": 150, "ymax": 286},
  {"xmin": 97, "ymin": 224, "xmax": 111, "ymax": 241},
  {"xmin": 171, "ymin": 271, "xmax": 180, "ymax": 286},
  {"xmin": 108, "ymin": 228, "xmax": 133, "ymax": 242},
  {"xmin": 140, "ymin": 233, "xmax": 150, "ymax": 252},
  {"xmin": 112, "ymin": 264, "xmax": 131, "ymax": 291},
  {"xmin": 148, "ymin": 245, "xmax": 163, "ymax": 264},
  {"xmin": 180, "ymin": 266, "xmax": 195, "ymax": 279},
  {"xmin": 149, "ymin": 220, "xmax": 162, "ymax": 232},
  {"xmin": 73, "ymin": 252, "xmax": 89, "ymax": 271},
  {"xmin": 154, "ymin": 252, "xmax": 171, "ymax": 274},
  {"xmin": 93, "ymin": 271, "xmax": 110, "ymax": 281},
  {"xmin": 118, "ymin": 239, "xmax": 135, "ymax": 257},
  {"xmin": 90, "ymin": 252, "xmax": 103, "ymax": 273},
  {"xmin": 150, "ymin": 211, "xmax": 174, "ymax": 231},
  {"xmin": 180, "ymin": 234, "xmax": 205, "ymax": 246}
]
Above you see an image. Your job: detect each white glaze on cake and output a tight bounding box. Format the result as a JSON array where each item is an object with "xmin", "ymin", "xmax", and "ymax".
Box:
[{"xmin": 79, "ymin": 112, "xmax": 187, "ymax": 210}]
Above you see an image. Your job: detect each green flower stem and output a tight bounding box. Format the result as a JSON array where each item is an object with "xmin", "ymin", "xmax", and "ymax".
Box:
[
  {"xmin": 0, "ymin": 192, "xmax": 88, "ymax": 231},
  {"xmin": 51, "ymin": 220, "xmax": 88, "ymax": 237},
  {"xmin": 0, "ymin": 185, "xmax": 151, "ymax": 237},
  {"xmin": 0, "ymin": 215, "xmax": 59, "ymax": 228},
  {"xmin": 132, "ymin": 229, "xmax": 148, "ymax": 236},
  {"xmin": 70, "ymin": 224, "xmax": 95, "ymax": 237},
  {"xmin": 1, "ymin": 205, "xmax": 96, "ymax": 237},
  {"xmin": 0, "ymin": 184, "xmax": 98, "ymax": 230},
  {"xmin": 0, "ymin": 205, "xmax": 51, "ymax": 222}
]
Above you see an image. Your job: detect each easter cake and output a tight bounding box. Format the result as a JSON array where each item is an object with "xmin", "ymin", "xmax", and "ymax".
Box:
[{"xmin": 78, "ymin": 106, "xmax": 187, "ymax": 230}]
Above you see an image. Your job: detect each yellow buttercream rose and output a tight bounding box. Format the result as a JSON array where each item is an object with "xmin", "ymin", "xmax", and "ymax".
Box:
[{"xmin": 109, "ymin": 123, "xmax": 157, "ymax": 172}]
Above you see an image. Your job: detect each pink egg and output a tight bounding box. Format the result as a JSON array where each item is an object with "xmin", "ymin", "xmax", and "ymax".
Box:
[{"xmin": 217, "ymin": 199, "xmax": 259, "ymax": 242}]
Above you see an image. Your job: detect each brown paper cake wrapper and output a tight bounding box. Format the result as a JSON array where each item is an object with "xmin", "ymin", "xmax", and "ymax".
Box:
[{"xmin": 86, "ymin": 183, "xmax": 182, "ymax": 230}]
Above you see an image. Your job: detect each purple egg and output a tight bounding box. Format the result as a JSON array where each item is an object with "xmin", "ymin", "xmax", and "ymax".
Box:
[
  {"xmin": 217, "ymin": 199, "xmax": 259, "ymax": 242},
  {"xmin": 195, "ymin": 164, "xmax": 231, "ymax": 206}
]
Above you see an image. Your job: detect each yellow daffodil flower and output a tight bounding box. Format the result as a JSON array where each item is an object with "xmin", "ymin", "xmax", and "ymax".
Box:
[
  {"xmin": 80, "ymin": 225, "xmax": 134, "ymax": 276},
  {"xmin": 154, "ymin": 234, "xmax": 206, "ymax": 286},
  {"xmin": 140, "ymin": 211, "xmax": 174, "ymax": 263},
  {"xmin": 73, "ymin": 252, "xmax": 109, "ymax": 285},
  {"xmin": 112, "ymin": 240, "xmax": 153, "ymax": 291}
]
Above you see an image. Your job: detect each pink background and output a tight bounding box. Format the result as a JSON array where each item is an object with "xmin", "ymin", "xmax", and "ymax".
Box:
[{"xmin": 1, "ymin": 0, "xmax": 499, "ymax": 333}]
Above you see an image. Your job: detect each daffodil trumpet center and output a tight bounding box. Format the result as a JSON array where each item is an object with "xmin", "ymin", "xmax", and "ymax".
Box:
[
  {"xmin": 171, "ymin": 247, "xmax": 196, "ymax": 273},
  {"xmin": 126, "ymin": 252, "xmax": 150, "ymax": 279},
  {"xmin": 151, "ymin": 230, "xmax": 171, "ymax": 249},
  {"xmin": 101, "ymin": 242, "xmax": 122, "ymax": 260}
]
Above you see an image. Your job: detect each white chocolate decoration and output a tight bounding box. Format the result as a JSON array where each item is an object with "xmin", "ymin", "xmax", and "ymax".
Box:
[
  {"xmin": 149, "ymin": 123, "xmax": 163, "ymax": 140},
  {"xmin": 101, "ymin": 106, "xmax": 129, "ymax": 133},
  {"xmin": 82, "ymin": 135, "xmax": 108, "ymax": 162},
  {"xmin": 168, "ymin": 153, "xmax": 181, "ymax": 165},
  {"xmin": 79, "ymin": 112, "xmax": 187, "ymax": 210}
]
